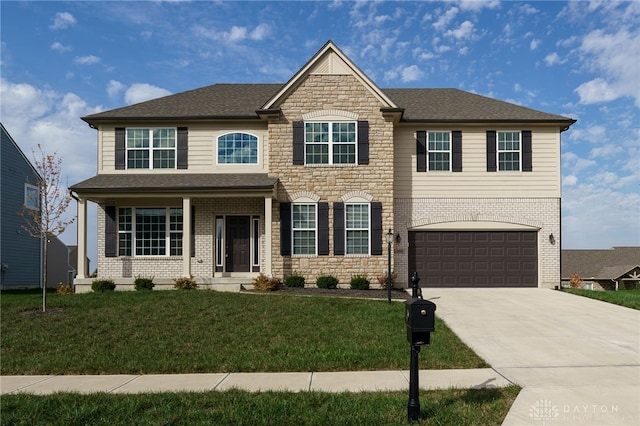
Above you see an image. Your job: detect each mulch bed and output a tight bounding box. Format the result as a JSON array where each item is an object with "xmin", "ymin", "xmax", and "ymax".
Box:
[{"xmin": 244, "ymin": 287, "xmax": 411, "ymax": 300}]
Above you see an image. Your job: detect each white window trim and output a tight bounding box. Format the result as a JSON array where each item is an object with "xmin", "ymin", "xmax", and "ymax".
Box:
[
  {"xmin": 345, "ymin": 202, "xmax": 371, "ymax": 256},
  {"xmin": 292, "ymin": 203, "xmax": 318, "ymax": 256},
  {"xmin": 24, "ymin": 183, "xmax": 39, "ymax": 210},
  {"xmin": 426, "ymin": 131, "xmax": 452, "ymax": 172},
  {"xmin": 216, "ymin": 132, "xmax": 260, "ymax": 165},
  {"xmin": 118, "ymin": 207, "xmax": 183, "ymax": 257},
  {"xmin": 496, "ymin": 130, "xmax": 522, "ymax": 172},
  {"xmin": 304, "ymin": 121, "xmax": 358, "ymax": 166},
  {"xmin": 126, "ymin": 128, "xmax": 177, "ymax": 170}
]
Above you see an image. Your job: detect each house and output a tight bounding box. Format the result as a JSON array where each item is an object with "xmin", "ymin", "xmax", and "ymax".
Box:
[
  {"xmin": 46, "ymin": 235, "xmax": 76, "ymax": 288},
  {"xmin": 71, "ymin": 41, "xmax": 575, "ymax": 292},
  {"xmin": 0, "ymin": 123, "xmax": 42, "ymax": 289},
  {"xmin": 562, "ymin": 247, "xmax": 640, "ymax": 290}
]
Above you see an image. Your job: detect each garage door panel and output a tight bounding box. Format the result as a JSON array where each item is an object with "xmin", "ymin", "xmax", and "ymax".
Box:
[{"xmin": 409, "ymin": 231, "xmax": 537, "ymax": 288}]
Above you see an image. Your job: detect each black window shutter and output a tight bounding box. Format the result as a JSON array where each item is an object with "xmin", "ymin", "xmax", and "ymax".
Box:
[
  {"xmin": 115, "ymin": 128, "xmax": 125, "ymax": 170},
  {"xmin": 318, "ymin": 202, "xmax": 329, "ymax": 255},
  {"xmin": 280, "ymin": 203, "xmax": 292, "ymax": 255},
  {"xmin": 371, "ymin": 202, "xmax": 383, "ymax": 255},
  {"xmin": 105, "ymin": 206, "xmax": 117, "ymax": 257},
  {"xmin": 522, "ymin": 130, "xmax": 532, "ymax": 172},
  {"xmin": 486, "ymin": 130, "xmax": 497, "ymax": 172},
  {"xmin": 416, "ymin": 131, "xmax": 427, "ymax": 172},
  {"xmin": 357, "ymin": 120, "xmax": 369, "ymax": 165},
  {"xmin": 177, "ymin": 127, "xmax": 188, "ymax": 169},
  {"xmin": 333, "ymin": 202, "xmax": 345, "ymax": 256},
  {"xmin": 191, "ymin": 206, "xmax": 195, "ymax": 257},
  {"xmin": 452, "ymin": 130, "xmax": 462, "ymax": 172},
  {"xmin": 292, "ymin": 121, "xmax": 304, "ymax": 165}
]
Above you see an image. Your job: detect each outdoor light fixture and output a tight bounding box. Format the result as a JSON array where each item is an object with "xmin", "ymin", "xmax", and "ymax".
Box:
[
  {"xmin": 396, "ymin": 233, "xmax": 401, "ymax": 244},
  {"xmin": 549, "ymin": 233, "xmax": 555, "ymax": 245},
  {"xmin": 386, "ymin": 229, "xmax": 394, "ymax": 304}
]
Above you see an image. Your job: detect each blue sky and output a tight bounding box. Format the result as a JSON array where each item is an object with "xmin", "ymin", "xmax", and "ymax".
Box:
[{"xmin": 1, "ymin": 1, "xmax": 638, "ymax": 266}]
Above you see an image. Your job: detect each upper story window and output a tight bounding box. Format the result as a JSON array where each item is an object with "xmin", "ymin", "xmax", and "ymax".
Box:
[
  {"xmin": 217, "ymin": 132, "xmax": 258, "ymax": 164},
  {"xmin": 305, "ymin": 121, "xmax": 356, "ymax": 165},
  {"xmin": 497, "ymin": 131, "xmax": 521, "ymax": 171},
  {"xmin": 127, "ymin": 128, "xmax": 176, "ymax": 169},
  {"xmin": 24, "ymin": 183, "xmax": 39, "ymax": 210},
  {"xmin": 427, "ymin": 131, "xmax": 451, "ymax": 171}
]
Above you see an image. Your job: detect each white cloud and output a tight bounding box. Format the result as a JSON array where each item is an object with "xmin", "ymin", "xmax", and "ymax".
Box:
[
  {"xmin": 433, "ymin": 7, "xmax": 458, "ymax": 32},
  {"xmin": 124, "ymin": 83, "xmax": 171, "ymax": 105},
  {"xmin": 107, "ymin": 80, "xmax": 126, "ymax": 98},
  {"xmin": 589, "ymin": 144, "xmax": 624, "ymax": 158},
  {"xmin": 445, "ymin": 20, "xmax": 475, "ymax": 40},
  {"xmin": 193, "ymin": 23, "xmax": 270, "ymax": 43},
  {"xmin": 401, "ymin": 65, "xmax": 424, "ymax": 82},
  {"xmin": 544, "ymin": 52, "xmax": 563, "ymax": 66},
  {"xmin": 50, "ymin": 12, "xmax": 76, "ymax": 30},
  {"xmin": 250, "ymin": 23, "xmax": 270, "ymax": 40},
  {"xmin": 563, "ymin": 175, "xmax": 578, "ymax": 186},
  {"xmin": 51, "ymin": 42, "xmax": 72, "ymax": 52},
  {"xmin": 74, "ymin": 55, "xmax": 101, "ymax": 65},
  {"xmin": 457, "ymin": 0, "xmax": 500, "ymax": 12},
  {"xmin": 530, "ymin": 39, "xmax": 540, "ymax": 50}
]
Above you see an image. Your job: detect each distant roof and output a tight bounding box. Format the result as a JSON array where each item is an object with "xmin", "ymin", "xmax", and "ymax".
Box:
[
  {"xmin": 82, "ymin": 84, "xmax": 575, "ymax": 126},
  {"xmin": 561, "ymin": 247, "xmax": 640, "ymax": 280},
  {"xmin": 70, "ymin": 173, "xmax": 277, "ymax": 194}
]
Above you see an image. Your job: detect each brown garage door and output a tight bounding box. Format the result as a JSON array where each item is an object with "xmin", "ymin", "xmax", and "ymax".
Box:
[{"xmin": 408, "ymin": 231, "xmax": 537, "ymax": 287}]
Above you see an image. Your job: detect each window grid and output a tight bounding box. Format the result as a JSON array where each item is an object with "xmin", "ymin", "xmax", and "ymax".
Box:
[
  {"xmin": 498, "ymin": 131, "xmax": 521, "ymax": 171},
  {"xmin": 117, "ymin": 207, "xmax": 183, "ymax": 257},
  {"xmin": 305, "ymin": 121, "xmax": 356, "ymax": 165},
  {"xmin": 118, "ymin": 208, "xmax": 132, "ymax": 256},
  {"xmin": 218, "ymin": 133, "xmax": 258, "ymax": 164},
  {"xmin": 346, "ymin": 203, "xmax": 369, "ymax": 255},
  {"xmin": 427, "ymin": 131, "xmax": 451, "ymax": 171},
  {"xmin": 127, "ymin": 128, "xmax": 176, "ymax": 169},
  {"xmin": 292, "ymin": 204, "xmax": 316, "ymax": 255}
]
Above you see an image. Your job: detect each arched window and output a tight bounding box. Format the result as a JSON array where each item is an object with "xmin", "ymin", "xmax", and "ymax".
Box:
[{"xmin": 217, "ymin": 132, "xmax": 258, "ymax": 164}]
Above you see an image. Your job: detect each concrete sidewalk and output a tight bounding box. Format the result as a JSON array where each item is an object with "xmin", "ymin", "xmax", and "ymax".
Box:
[
  {"xmin": 1, "ymin": 368, "xmax": 512, "ymax": 395},
  {"xmin": 427, "ymin": 288, "xmax": 640, "ymax": 426}
]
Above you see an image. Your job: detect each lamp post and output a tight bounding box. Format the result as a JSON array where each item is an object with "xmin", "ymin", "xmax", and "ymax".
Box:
[{"xmin": 386, "ymin": 229, "xmax": 394, "ymax": 304}]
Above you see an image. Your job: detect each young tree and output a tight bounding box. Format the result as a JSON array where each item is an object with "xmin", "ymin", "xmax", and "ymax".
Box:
[{"xmin": 20, "ymin": 144, "xmax": 75, "ymax": 312}]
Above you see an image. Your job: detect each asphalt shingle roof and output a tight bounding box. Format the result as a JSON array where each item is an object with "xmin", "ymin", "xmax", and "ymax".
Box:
[
  {"xmin": 82, "ymin": 84, "xmax": 574, "ymax": 125},
  {"xmin": 561, "ymin": 247, "xmax": 640, "ymax": 280}
]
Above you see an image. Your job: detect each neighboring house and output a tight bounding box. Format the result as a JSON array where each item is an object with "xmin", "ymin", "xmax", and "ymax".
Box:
[
  {"xmin": 0, "ymin": 123, "xmax": 42, "ymax": 289},
  {"xmin": 71, "ymin": 41, "xmax": 575, "ymax": 292},
  {"xmin": 68, "ymin": 245, "xmax": 90, "ymax": 279},
  {"xmin": 562, "ymin": 247, "xmax": 640, "ymax": 290},
  {"xmin": 46, "ymin": 235, "xmax": 76, "ymax": 288}
]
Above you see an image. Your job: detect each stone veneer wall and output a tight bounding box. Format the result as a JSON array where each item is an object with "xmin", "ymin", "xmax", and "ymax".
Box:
[
  {"xmin": 393, "ymin": 198, "xmax": 561, "ymax": 288},
  {"xmin": 267, "ymin": 74, "xmax": 395, "ymax": 287}
]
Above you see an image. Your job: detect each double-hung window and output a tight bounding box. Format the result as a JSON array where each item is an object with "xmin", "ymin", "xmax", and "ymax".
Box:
[
  {"xmin": 118, "ymin": 207, "xmax": 183, "ymax": 256},
  {"xmin": 497, "ymin": 131, "xmax": 521, "ymax": 171},
  {"xmin": 346, "ymin": 203, "xmax": 369, "ymax": 254},
  {"xmin": 127, "ymin": 128, "xmax": 176, "ymax": 169},
  {"xmin": 427, "ymin": 131, "xmax": 451, "ymax": 171},
  {"xmin": 218, "ymin": 132, "xmax": 258, "ymax": 164},
  {"xmin": 292, "ymin": 204, "xmax": 316, "ymax": 255},
  {"xmin": 305, "ymin": 121, "xmax": 356, "ymax": 165}
]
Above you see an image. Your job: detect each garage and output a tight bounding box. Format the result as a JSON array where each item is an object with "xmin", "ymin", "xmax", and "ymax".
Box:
[{"xmin": 408, "ymin": 231, "xmax": 538, "ymax": 287}]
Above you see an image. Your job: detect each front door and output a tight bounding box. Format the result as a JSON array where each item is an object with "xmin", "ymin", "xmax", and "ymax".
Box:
[{"xmin": 225, "ymin": 216, "xmax": 251, "ymax": 272}]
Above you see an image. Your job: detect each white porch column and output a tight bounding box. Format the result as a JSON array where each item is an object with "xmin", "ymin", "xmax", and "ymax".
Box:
[
  {"xmin": 264, "ymin": 196, "xmax": 272, "ymax": 276},
  {"xmin": 76, "ymin": 196, "xmax": 87, "ymax": 279},
  {"xmin": 182, "ymin": 197, "xmax": 192, "ymax": 277}
]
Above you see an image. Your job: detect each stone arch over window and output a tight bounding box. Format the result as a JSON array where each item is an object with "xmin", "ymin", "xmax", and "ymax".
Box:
[
  {"xmin": 302, "ymin": 110, "xmax": 359, "ymax": 121},
  {"xmin": 289, "ymin": 191, "xmax": 320, "ymax": 203},
  {"xmin": 341, "ymin": 190, "xmax": 374, "ymax": 203}
]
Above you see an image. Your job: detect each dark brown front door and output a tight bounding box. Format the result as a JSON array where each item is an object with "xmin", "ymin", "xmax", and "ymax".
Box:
[
  {"xmin": 225, "ymin": 216, "xmax": 250, "ymax": 272},
  {"xmin": 408, "ymin": 231, "xmax": 538, "ymax": 287}
]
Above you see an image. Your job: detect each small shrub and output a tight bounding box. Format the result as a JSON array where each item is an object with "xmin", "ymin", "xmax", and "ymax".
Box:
[
  {"xmin": 252, "ymin": 273, "xmax": 282, "ymax": 291},
  {"xmin": 91, "ymin": 279, "xmax": 116, "ymax": 293},
  {"xmin": 134, "ymin": 275, "xmax": 155, "ymax": 291},
  {"xmin": 350, "ymin": 274, "xmax": 370, "ymax": 290},
  {"xmin": 284, "ymin": 273, "xmax": 305, "ymax": 288},
  {"xmin": 376, "ymin": 271, "xmax": 397, "ymax": 289},
  {"xmin": 569, "ymin": 272, "xmax": 583, "ymax": 289},
  {"xmin": 316, "ymin": 274, "xmax": 339, "ymax": 289},
  {"xmin": 56, "ymin": 282, "xmax": 74, "ymax": 294},
  {"xmin": 173, "ymin": 276, "xmax": 198, "ymax": 290}
]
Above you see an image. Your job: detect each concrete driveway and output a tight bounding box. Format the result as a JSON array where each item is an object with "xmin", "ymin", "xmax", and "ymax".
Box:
[{"xmin": 426, "ymin": 288, "xmax": 640, "ymax": 426}]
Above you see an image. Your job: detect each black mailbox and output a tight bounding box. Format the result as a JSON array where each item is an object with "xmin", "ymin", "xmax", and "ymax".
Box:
[{"xmin": 405, "ymin": 298, "xmax": 436, "ymax": 346}]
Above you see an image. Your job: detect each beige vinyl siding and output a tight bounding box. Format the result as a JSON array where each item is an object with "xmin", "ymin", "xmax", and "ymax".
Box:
[
  {"xmin": 394, "ymin": 125, "xmax": 561, "ymax": 198},
  {"xmin": 98, "ymin": 122, "xmax": 268, "ymax": 173}
]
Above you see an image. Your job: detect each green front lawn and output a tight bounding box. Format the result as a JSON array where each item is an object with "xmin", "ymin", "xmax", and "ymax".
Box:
[
  {"xmin": 1, "ymin": 387, "xmax": 521, "ymax": 426},
  {"xmin": 564, "ymin": 288, "xmax": 640, "ymax": 310},
  {"xmin": 1, "ymin": 290, "xmax": 487, "ymax": 375}
]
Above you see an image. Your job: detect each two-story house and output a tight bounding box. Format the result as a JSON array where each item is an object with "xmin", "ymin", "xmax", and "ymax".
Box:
[{"xmin": 71, "ymin": 41, "xmax": 575, "ymax": 292}]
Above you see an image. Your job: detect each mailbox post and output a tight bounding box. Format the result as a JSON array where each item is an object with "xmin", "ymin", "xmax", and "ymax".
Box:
[{"xmin": 405, "ymin": 272, "xmax": 436, "ymax": 422}]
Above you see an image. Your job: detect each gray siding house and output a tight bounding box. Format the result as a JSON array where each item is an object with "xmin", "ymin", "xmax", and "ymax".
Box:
[{"xmin": 1, "ymin": 123, "xmax": 42, "ymax": 288}]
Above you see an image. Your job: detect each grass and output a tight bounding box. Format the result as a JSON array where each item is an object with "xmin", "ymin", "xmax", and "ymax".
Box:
[
  {"xmin": 0, "ymin": 290, "xmax": 487, "ymax": 375},
  {"xmin": 0, "ymin": 387, "xmax": 521, "ymax": 426},
  {"xmin": 564, "ymin": 288, "xmax": 640, "ymax": 310}
]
